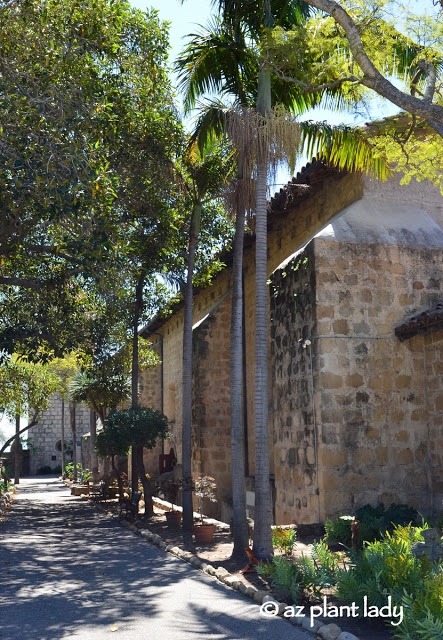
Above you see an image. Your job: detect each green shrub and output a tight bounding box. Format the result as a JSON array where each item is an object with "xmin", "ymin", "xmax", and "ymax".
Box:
[
  {"xmin": 272, "ymin": 526, "xmax": 297, "ymax": 555},
  {"xmin": 37, "ymin": 464, "xmax": 63, "ymax": 475},
  {"xmin": 37, "ymin": 465, "xmax": 55, "ymax": 475},
  {"xmin": 335, "ymin": 525, "xmax": 443, "ymax": 640},
  {"xmin": 325, "ymin": 515, "xmax": 354, "ymax": 547},
  {"xmin": 258, "ymin": 539, "xmax": 342, "ymax": 600},
  {"xmin": 324, "ymin": 503, "xmax": 419, "ymax": 548},
  {"xmin": 258, "ymin": 555, "xmax": 303, "ymax": 602}
]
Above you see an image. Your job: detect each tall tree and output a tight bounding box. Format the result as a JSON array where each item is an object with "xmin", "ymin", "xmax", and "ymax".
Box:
[
  {"xmin": 0, "ymin": 0, "xmax": 183, "ymax": 362},
  {"xmin": 177, "ymin": 0, "xmax": 389, "ymax": 559},
  {"xmin": 300, "ymin": 0, "xmax": 443, "ymax": 133},
  {"xmin": 179, "ymin": 140, "xmax": 235, "ymax": 531}
]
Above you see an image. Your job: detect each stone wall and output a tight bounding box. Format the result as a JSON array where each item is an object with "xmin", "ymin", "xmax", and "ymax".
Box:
[
  {"xmin": 138, "ymin": 169, "xmax": 363, "ymax": 516},
  {"xmin": 270, "ymin": 235, "xmax": 443, "ymax": 524},
  {"xmin": 29, "ymin": 396, "xmax": 90, "ymax": 474},
  {"xmin": 191, "ymin": 294, "xmax": 232, "ymax": 521},
  {"xmin": 270, "ymin": 243, "xmax": 319, "ymax": 525},
  {"xmin": 138, "ymin": 168, "xmax": 443, "ymax": 525},
  {"xmin": 314, "ymin": 240, "xmax": 442, "ymax": 520},
  {"xmin": 424, "ymin": 329, "xmax": 443, "ymax": 511}
]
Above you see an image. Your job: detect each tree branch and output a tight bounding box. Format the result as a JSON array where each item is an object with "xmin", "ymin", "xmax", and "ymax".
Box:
[
  {"xmin": 303, "ymin": 0, "xmax": 443, "ymax": 135},
  {"xmin": 0, "ymin": 276, "xmax": 41, "ymax": 289},
  {"xmin": 267, "ymin": 60, "xmax": 361, "ymax": 93},
  {"xmin": 0, "ymin": 414, "xmax": 38, "ymax": 455}
]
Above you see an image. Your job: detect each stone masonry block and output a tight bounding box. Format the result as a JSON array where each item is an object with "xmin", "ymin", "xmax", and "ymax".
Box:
[{"xmin": 395, "ymin": 448, "xmax": 413, "ymax": 465}]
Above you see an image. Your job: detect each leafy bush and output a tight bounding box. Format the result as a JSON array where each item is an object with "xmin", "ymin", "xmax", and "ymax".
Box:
[
  {"xmin": 335, "ymin": 524, "xmax": 443, "ymax": 640},
  {"xmin": 258, "ymin": 555, "xmax": 303, "ymax": 602},
  {"xmin": 325, "ymin": 503, "xmax": 419, "ymax": 548},
  {"xmin": 325, "ymin": 515, "xmax": 354, "ymax": 547},
  {"xmin": 64, "ymin": 462, "xmax": 88, "ymax": 481},
  {"xmin": 96, "ymin": 407, "xmax": 169, "ymax": 457},
  {"xmin": 272, "ymin": 526, "xmax": 297, "ymax": 555},
  {"xmin": 258, "ymin": 540, "xmax": 342, "ymax": 600}
]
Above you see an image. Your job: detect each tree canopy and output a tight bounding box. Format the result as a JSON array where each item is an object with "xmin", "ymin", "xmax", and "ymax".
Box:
[
  {"xmin": 0, "ymin": 0, "xmax": 184, "ymax": 360},
  {"xmin": 0, "ymin": 356, "xmax": 61, "ymax": 454},
  {"xmin": 291, "ymin": 0, "xmax": 443, "ymax": 187}
]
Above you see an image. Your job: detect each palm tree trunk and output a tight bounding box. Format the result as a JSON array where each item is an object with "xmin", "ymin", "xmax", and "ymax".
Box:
[
  {"xmin": 252, "ymin": 61, "xmax": 274, "ymax": 560},
  {"xmin": 182, "ymin": 202, "xmax": 202, "ymax": 531},
  {"xmin": 89, "ymin": 410, "xmax": 98, "ymax": 483},
  {"xmin": 70, "ymin": 402, "xmax": 77, "ymax": 482},
  {"xmin": 131, "ymin": 272, "xmax": 145, "ymax": 495},
  {"xmin": 61, "ymin": 399, "xmax": 65, "ymax": 477},
  {"xmin": 230, "ymin": 165, "xmax": 249, "ymax": 555},
  {"xmin": 14, "ymin": 414, "xmax": 20, "ymax": 484}
]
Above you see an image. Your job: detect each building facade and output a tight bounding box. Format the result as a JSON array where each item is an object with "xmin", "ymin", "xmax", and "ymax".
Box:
[{"xmin": 103, "ymin": 164, "xmax": 443, "ymax": 523}]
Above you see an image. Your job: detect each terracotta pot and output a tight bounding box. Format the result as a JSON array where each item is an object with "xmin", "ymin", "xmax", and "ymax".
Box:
[
  {"xmin": 165, "ymin": 510, "xmax": 182, "ymax": 528},
  {"xmin": 193, "ymin": 523, "xmax": 216, "ymax": 544}
]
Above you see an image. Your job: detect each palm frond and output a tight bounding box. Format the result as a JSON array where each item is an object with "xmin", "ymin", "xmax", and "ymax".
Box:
[
  {"xmin": 175, "ymin": 17, "xmax": 258, "ymax": 113},
  {"xmin": 300, "ymin": 120, "xmax": 392, "ymax": 181},
  {"xmin": 188, "ymin": 99, "xmax": 233, "ymax": 154}
]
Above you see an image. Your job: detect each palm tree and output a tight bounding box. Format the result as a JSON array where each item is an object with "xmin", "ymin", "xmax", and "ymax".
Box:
[
  {"xmin": 177, "ymin": 0, "xmax": 390, "ymax": 558},
  {"xmin": 179, "ymin": 140, "xmax": 235, "ymax": 531}
]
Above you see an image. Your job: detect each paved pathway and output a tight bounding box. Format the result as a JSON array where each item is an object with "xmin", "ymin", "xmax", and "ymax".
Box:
[{"xmin": 0, "ymin": 478, "xmax": 311, "ymax": 640}]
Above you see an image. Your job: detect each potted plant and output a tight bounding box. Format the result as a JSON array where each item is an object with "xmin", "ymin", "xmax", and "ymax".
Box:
[
  {"xmin": 159, "ymin": 476, "xmax": 182, "ymax": 528},
  {"xmin": 193, "ymin": 476, "xmax": 217, "ymax": 544}
]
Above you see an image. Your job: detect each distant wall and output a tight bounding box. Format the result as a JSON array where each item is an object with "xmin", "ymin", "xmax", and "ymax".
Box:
[{"xmin": 29, "ymin": 396, "xmax": 90, "ymax": 474}]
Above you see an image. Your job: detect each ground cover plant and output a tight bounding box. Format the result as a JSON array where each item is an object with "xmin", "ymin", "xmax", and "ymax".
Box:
[
  {"xmin": 258, "ymin": 539, "xmax": 344, "ymax": 600},
  {"xmin": 336, "ymin": 524, "xmax": 443, "ymax": 640},
  {"xmin": 259, "ymin": 519, "xmax": 442, "ymax": 640},
  {"xmin": 272, "ymin": 526, "xmax": 297, "ymax": 555}
]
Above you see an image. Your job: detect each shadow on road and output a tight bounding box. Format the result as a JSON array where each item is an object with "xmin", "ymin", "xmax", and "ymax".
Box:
[{"xmin": 0, "ymin": 478, "xmax": 296, "ymax": 640}]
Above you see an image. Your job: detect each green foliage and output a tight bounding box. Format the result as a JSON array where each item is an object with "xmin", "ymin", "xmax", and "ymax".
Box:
[
  {"xmin": 0, "ymin": 357, "xmax": 60, "ymax": 421},
  {"xmin": 300, "ymin": 120, "xmax": 391, "ymax": 181},
  {"xmin": 272, "ymin": 526, "xmax": 297, "ymax": 555},
  {"xmin": 335, "ymin": 525, "xmax": 443, "ymax": 639},
  {"xmin": 257, "ymin": 555, "xmax": 303, "ymax": 602},
  {"xmin": 69, "ymin": 369, "xmax": 131, "ymax": 423},
  {"xmin": 193, "ymin": 475, "xmax": 217, "ymax": 522},
  {"xmin": 47, "ymin": 354, "xmax": 80, "ymax": 399},
  {"xmin": 37, "ymin": 465, "xmax": 62, "ymax": 475},
  {"xmin": 324, "ymin": 503, "xmax": 419, "ymax": 548},
  {"xmin": 64, "ymin": 462, "xmax": 76, "ymax": 478},
  {"xmin": 371, "ymin": 125, "xmax": 443, "ymax": 194},
  {"xmin": 259, "ymin": 539, "xmax": 342, "ymax": 600},
  {"xmin": 325, "ymin": 515, "xmax": 355, "ymax": 548},
  {"xmin": 64, "ymin": 462, "xmax": 91, "ymax": 482},
  {"xmin": 95, "ymin": 407, "xmax": 169, "ymax": 459},
  {"xmin": 0, "ymin": 0, "xmax": 184, "ymax": 362},
  {"xmin": 266, "ymin": 1, "xmax": 442, "ymax": 109}
]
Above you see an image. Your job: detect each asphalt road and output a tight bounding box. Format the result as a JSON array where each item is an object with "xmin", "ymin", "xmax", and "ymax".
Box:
[{"xmin": 0, "ymin": 477, "xmax": 311, "ymax": 640}]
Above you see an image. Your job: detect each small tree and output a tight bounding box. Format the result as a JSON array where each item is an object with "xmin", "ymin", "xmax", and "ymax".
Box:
[
  {"xmin": 0, "ymin": 359, "xmax": 60, "ymax": 467},
  {"xmin": 95, "ymin": 407, "xmax": 169, "ymax": 516},
  {"xmin": 95, "ymin": 419, "xmax": 132, "ymax": 497}
]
